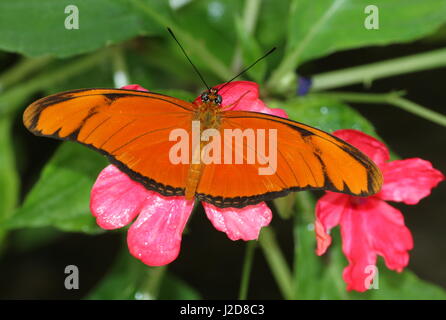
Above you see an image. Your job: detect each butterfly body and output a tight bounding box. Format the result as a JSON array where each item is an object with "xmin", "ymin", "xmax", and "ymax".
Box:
[{"xmin": 186, "ymin": 90, "xmax": 223, "ymax": 199}]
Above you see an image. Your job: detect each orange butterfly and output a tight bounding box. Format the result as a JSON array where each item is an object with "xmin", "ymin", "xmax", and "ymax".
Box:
[{"xmin": 23, "ymin": 84, "xmax": 382, "ymax": 208}]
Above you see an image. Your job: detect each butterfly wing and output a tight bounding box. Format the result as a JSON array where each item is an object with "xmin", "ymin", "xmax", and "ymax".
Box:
[
  {"xmin": 23, "ymin": 88, "xmax": 195, "ymax": 196},
  {"xmin": 195, "ymin": 110, "xmax": 382, "ymax": 208}
]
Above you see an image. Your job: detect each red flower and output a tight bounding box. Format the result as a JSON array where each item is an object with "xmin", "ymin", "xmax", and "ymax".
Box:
[
  {"xmin": 90, "ymin": 81, "xmax": 287, "ymax": 266},
  {"xmin": 316, "ymin": 129, "xmax": 444, "ymax": 292}
]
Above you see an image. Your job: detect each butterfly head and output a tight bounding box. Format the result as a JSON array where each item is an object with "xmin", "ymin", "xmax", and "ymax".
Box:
[{"xmin": 200, "ymin": 88, "xmax": 222, "ymax": 106}]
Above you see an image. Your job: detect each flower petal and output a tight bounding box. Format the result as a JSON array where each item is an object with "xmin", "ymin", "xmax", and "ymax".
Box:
[
  {"xmin": 127, "ymin": 195, "xmax": 194, "ymax": 266},
  {"xmin": 333, "ymin": 129, "xmax": 389, "ymax": 166},
  {"xmin": 378, "ymin": 158, "xmax": 445, "ymax": 205},
  {"xmin": 203, "ymin": 202, "xmax": 272, "ymax": 241},
  {"xmin": 193, "ymin": 81, "xmax": 288, "ymax": 118},
  {"xmin": 121, "ymin": 84, "xmax": 148, "ymax": 92},
  {"xmin": 315, "ymin": 219, "xmax": 332, "ymax": 257},
  {"xmin": 90, "ymin": 164, "xmax": 151, "ymax": 230},
  {"xmin": 315, "ymin": 192, "xmax": 349, "ymax": 255},
  {"xmin": 339, "ymin": 202, "xmax": 377, "ymax": 292},
  {"xmin": 340, "ymin": 197, "xmax": 413, "ymax": 292}
]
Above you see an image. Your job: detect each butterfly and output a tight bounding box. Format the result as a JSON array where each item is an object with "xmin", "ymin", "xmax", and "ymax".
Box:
[{"xmin": 23, "ymin": 84, "xmax": 383, "ymax": 209}]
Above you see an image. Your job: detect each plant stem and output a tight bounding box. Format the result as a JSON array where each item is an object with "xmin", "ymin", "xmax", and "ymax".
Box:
[
  {"xmin": 111, "ymin": 46, "xmax": 130, "ymax": 87},
  {"xmin": 145, "ymin": 266, "xmax": 167, "ymax": 299},
  {"xmin": 238, "ymin": 240, "xmax": 257, "ymax": 300},
  {"xmin": 231, "ymin": 0, "xmax": 262, "ymax": 72},
  {"xmin": 311, "ymin": 47, "xmax": 446, "ymax": 91},
  {"xmin": 266, "ymin": 0, "xmax": 345, "ymax": 93},
  {"xmin": 0, "ymin": 50, "xmax": 109, "ymax": 115},
  {"xmin": 0, "ymin": 56, "xmax": 53, "ymax": 92},
  {"xmin": 259, "ymin": 227, "xmax": 293, "ymax": 299},
  {"xmin": 292, "ymin": 191, "xmax": 316, "ymax": 299},
  {"xmin": 129, "ymin": 0, "xmax": 232, "ymax": 80},
  {"xmin": 390, "ymin": 96, "xmax": 446, "ymax": 127},
  {"xmin": 294, "ymin": 191, "xmax": 315, "ymax": 224},
  {"xmin": 316, "ymin": 91, "xmax": 446, "ymax": 127}
]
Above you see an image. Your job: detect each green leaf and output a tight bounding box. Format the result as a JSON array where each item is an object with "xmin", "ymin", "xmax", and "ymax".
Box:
[
  {"xmin": 172, "ymin": 0, "xmax": 242, "ymax": 67},
  {"xmin": 0, "ymin": 0, "xmax": 162, "ymax": 57},
  {"xmin": 153, "ymin": 89, "xmax": 196, "ymax": 103},
  {"xmin": 44, "ymin": 58, "xmax": 114, "ymax": 92},
  {"xmin": 88, "ymin": 247, "xmax": 201, "ymax": 300},
  {"xmin": 257, "ymin": 0, "xmax": 290, "ymax": 49},
  {"xmin": 269, "ymin": 96, "xmax": 377, "ymax": 136},
  {"xmin": 368, "ymin": 264, "xmax": 446, "ymax": 300},
  {"xmin": 288, "ymin": 0, "xmax": 446, "ymax": 66},
  {"xmin": 6, "ymin": 142, "xmax": 107, "ymax": 233}
]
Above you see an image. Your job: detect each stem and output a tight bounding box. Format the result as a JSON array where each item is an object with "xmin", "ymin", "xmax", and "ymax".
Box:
[
  {"xmin": 111, "ymin": 46, "xmax": 130, "ymax": 87},
  {"xmin": 0, "ymin": 116, "xmax": 19, "ymax": 255},
  {"xmin": 259, "ymin": 227, "xmax": 293, "ymax": 299},
  {"xmin": 292, "ymin": 191, "xmax": 316, "ymax": 299},
  {"xmin": 238, "ymin": 240, "xmax": 256, "ymax": 300},
  {"xmin": 0, "ymin": 56, "xmax": 53, "ymax": 92},
  {"xmin": 0, "ymin": 50, "xmax": 109, "ymax": 115},
  {"xmin": 266, "ymin": 0, "xmax": 345, "ymax": 93},
  {"xmin": 316, "ymin": 91, "xmax": 446, "ymax": 127},
  {"xmin": 311, "ymin": 47, "xmax": 446, "ymax": 91},
  {"xmin": 390, "ymin": 97, "xmax": 446, "ymax": 127},
  {"xmin": 130, "ymin": 0, "xmax": 232, "ymax": 80},
  {"xmin": 144, "ymin": 266, "xmax": 167, "ymax": 299},
  {"xmin": 294, "ymin": 191, "xmax": 315, "ymax": 224},
  {"xmin": 231, "ymin": 0, "xmax": 262, "ymax": 72}
]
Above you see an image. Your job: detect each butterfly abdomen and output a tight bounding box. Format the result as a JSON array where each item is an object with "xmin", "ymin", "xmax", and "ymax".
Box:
[
  {"xmin": 184, "ymin": 105, "xmax": 221, "ymax": 199},
  {"xmin": 185, "ymin": 162, "xmax": 204, "ymax": 199}
]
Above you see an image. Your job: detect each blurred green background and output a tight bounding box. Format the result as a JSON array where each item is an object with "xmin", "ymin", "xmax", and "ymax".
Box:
[{"xmin": 0, "ymin": 0, "xmax": 445, "ymax": 299}]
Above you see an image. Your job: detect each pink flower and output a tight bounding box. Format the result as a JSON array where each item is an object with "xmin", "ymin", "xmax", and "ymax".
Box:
[
  {"xmin": 90, "ymin": 81, "xmax": 287, "ymax": 266},
  {"xmin": 315, "ymin": 129, "xmax": 444, "ymax": 292}
]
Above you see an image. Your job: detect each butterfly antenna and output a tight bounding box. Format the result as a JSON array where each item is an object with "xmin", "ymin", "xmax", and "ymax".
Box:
[
  {"xmin": 218, "ymin": 47, "xmax": 276, "ymax": 91},
  {"xmin": 167, "ymin": 28, "xmax": 210, "ymax": 90}
]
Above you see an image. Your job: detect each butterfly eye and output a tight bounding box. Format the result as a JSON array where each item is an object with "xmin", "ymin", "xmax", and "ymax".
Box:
[
  {"xmin": 215, "ymin": 94, "xmax": 222, "ymax": 105},
  {"xmin": 201, "ymin": 93, "xmax": 209, "ymax": 102}
]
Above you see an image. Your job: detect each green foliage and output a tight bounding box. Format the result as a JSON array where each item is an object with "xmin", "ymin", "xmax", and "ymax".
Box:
[
  {"xmin": 234, "ymin": 16, "xmax": 267, "ymax": 82},
  {"xmin": 6, "ymin": 142, "xmax": 106, "ymax": 233},
  {"xmin": 287, "ymin": 0, "xmax": 446, "ymax": 66},
  {"xmin": 0, "ymin": 0, "xmax": 164, "ymax": 58},
  {"xmin": 0, "ymin": 116, "xmax": 19, "ymax": 250},
  {"xmin": 0, "ymin": 117, "xmax": 18, "ymax": 221},
  {"xmin": 272, "ymin": 95, "xmax": 377, "ymax": 136},
  {"xmin": 88, "ymin": 248, "xmax": 201, "ymax": 300}
]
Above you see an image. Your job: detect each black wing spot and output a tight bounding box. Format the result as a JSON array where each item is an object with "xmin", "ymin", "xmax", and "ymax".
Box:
[{"xmin": 104, "ymin": 93, "xmax": 132, "ymax": 102}]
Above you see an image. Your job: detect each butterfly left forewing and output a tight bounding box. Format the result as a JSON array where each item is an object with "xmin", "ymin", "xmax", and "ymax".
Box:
[{"xmin": 24, "ymin": 88, "xmax": 196, "ymax": 196}]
